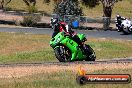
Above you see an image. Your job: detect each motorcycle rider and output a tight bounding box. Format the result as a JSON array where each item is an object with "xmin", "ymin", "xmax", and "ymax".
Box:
[
  {"xmin": 50, "ymin": 17, "xmax": 86, "ymax": 52},
  {"xmin": 51, "ymin": 18, "xmax": 67, "ymax": 38},
  {"xmin": 115, "ymin": 14, "xmax": 126, "ymax": 32}
]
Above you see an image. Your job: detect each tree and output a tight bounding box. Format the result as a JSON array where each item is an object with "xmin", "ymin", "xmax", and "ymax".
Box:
[
  {"xmin": 44, "ymin": 0, "xmax": 83, "ymax": 16},
  {"xmin": 44, "ymin": 0, "xmax": 122, "ymax": 18},
  {"xmin": 81, "ymin": 0, "xmax": 99, "ymax": 8},
  {"xmin": 54, "ymin": 0, "xmax": 83, "ymax": 16},
  {"xmin": 23, "ymin": 0, "xmax": 36, "ymax": 6},
  {"xmin": 100, "ymin": 0, "xmax": 122, "ymax": 18},
  {"xmin": 23, "ymin": 0, "xmax": 37, "ymax": 13},
  {"xmin": 0, "ymin": 0, "xmax": 12, "ymax": 9},
  {"xmin": 82, "ymin": 0, "xmax": 122, "ymax": 18},
  {"xmin": 81, "ymin": 0, "xmax": 123, "ymax": 30}
]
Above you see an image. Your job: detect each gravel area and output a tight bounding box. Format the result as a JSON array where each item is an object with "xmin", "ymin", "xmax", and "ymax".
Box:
[{"xmin": 0, "ymin": 62, "xmax": 131, "ymax": 78}]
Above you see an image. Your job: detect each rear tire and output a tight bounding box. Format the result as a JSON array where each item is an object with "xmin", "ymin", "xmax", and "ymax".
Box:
[
  {"xmin": 84, "ymin": 44, "xmax": 96, "ymax": 61},
  {"xmin": 54, "ymin": 46, "xmax": 71, "ymax": 62}
]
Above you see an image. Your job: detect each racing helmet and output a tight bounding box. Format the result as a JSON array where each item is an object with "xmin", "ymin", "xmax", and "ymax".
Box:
[
  {"xmin": 51, "ymin": 18, "xmax": 58, "ymax": 25},
  {"xmin": 116, "ymin": 14, "xmax": 121, "ymax": 19}
]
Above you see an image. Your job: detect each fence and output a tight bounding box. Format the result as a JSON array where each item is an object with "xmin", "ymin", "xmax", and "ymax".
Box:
[
  {"xmin": 52, "ymin": 14, "xmax": 116, "ymax": 30},
  {"xmin": 0, "ymin": 10, "xmax": 116, "ymax": 30}
]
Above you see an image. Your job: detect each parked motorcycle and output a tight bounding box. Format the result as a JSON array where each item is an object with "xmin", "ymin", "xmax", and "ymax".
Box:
[{"xmin": 50, "ymin": 32, "xmax": 96, "ymax": 62}]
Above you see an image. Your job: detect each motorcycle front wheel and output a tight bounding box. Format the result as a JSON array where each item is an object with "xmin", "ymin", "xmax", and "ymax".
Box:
[
  {"xmin": 122, "ymin": 27, "xmax": 131, "ymax": 35},
  {"xmin": 54, "ymin": 46, "xmax": 71, "ymax": 62}
]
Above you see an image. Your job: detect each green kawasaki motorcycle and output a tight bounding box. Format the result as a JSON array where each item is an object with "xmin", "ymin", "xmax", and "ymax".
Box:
[{"xmin": 50, "ymin": 32, "xmax": 96, "ymax": 62}]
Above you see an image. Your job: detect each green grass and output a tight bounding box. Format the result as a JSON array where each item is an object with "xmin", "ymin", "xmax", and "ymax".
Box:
[
  {"xmin": 5, "ymin": 0, "xmax": 132, "ymax": 18},
  {"xmin": 0, "ymin": 32, "xmax": 56, "ymax": 63},
  {"xmin": 87, "ymin": 39, "xmax": 132, "ymax": 59},
  {"xmin": 0, "ymin": 32, "xmax": 131, "ymax": 63},
  {"xmin": 0, "ymin": 49, "xmax": 55, "ymax": 64},
  {"xmin": 0, "ymin": 68, "xmax": 132, "ymax": 88}
]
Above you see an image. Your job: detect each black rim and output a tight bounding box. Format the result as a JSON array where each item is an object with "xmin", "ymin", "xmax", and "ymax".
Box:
[{"xmin": 55, "ymin": 46, "xmax": 71, "ymax": 62}]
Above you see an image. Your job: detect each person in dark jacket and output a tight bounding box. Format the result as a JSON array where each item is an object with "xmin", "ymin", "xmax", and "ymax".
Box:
[{"xmin": 115, "ymin": 14, "xmax": 126, "ymax": 32}]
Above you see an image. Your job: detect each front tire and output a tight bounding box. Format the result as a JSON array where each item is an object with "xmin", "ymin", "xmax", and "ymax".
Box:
[
  {"xmin": 54, "ymin": 46, "xmax": 71, "ymax": 62},
  {"xmin": 122, "ymin": 27, "xmax": 130, "ymax": 35},
  {"xmin": 84, "ymin": 44, "xmax": 96, "ymax": 61}
]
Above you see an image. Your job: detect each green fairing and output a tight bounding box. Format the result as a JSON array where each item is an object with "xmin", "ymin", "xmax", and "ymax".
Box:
[
  {"xmin": 50, "ymin": 32, "xmax": 87, "ymax": 61},
  {"xmin": 77, "ymin": 34, "xmax": 86, "ymax": 41}
]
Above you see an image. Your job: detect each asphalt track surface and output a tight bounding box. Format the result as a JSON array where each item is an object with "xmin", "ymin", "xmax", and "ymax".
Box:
[
  {"xmin": 0, "ymin": 27, "xmax": 131, "ymax": 40},
  {"xmin": 0, "ymin": 27, "xmax": 131, "ymax": 66}
]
